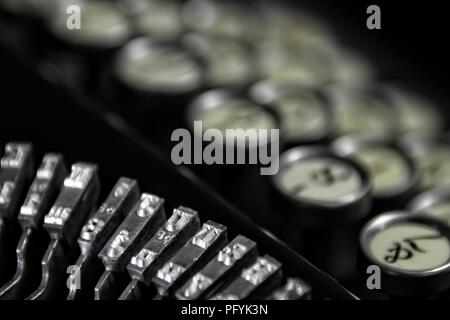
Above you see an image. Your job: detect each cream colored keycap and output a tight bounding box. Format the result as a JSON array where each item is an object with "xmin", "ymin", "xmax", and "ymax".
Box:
[
  {"xmin": 331, "ymin": 92, "xmax": 394, "ymax": 138},
  {"xmin": 370, "ymin": 222, "xmax": 450, "ymax": 271},
  {"xmin": 389, "ymin": 89, "xmax": 443, "ymax": 136},
  {"xmin": 116, "ymin": 43, "xmax": 202, "ymax": 93},
  {"xmin": 416, "ymin": 148, "xmax": 450, "ymax": 190},
  {"xmin": 274, "ymin": 95, "xmax": 328, "ymax": 141},
  {"xmin": 277, "ymin": 158, "xmax": 362, "ymax": 204},
  {"xmin": 198, "ymin": 100, "xmax": 277, "ymax": 134},
  {"xmin": 355, "ymin": 147, "xmax": 411, "ymax": 195},
  {"xmin": 49, "ymin": 1, "xmax": 131, "ymax": 48},
  {"xmin": 420, "ymin": 202, "xmax": 450, "ymax": 225}
]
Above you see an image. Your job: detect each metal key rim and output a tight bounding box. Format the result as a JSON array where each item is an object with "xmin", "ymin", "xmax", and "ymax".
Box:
[{"xmin": 360, "ymin": 211, "xmax": 450, "ymax": 278}]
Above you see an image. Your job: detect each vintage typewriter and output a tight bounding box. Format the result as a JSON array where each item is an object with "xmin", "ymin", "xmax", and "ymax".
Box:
[{"xmin": 0, "ymin": 0, "xmax": 449, "ymax": 301}]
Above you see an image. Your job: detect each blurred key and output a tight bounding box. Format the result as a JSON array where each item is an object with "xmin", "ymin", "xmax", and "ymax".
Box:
[
  {"xmin": 269, "ymin": 278, "xmax": 312, "ymax": 300},
  {"xmin": 110, "ymin": 37, "xmax": 203, "ymax": 115},
  {"xmin": 182, "ymin": 0, "xmax": 261, "ymax": 41},
  {"xmin": 331, "ymin": 48, "xmax": 377, "ymax": 87},
  {"xmin": 409, "ymin": 187, "xmax": 450, "ymax": 225},
  {"xmin": 325, "ymin": 86, "xmax": 396, "ymax": 139},
  {"xmin": 400, "ymin": 135, "xmax": 450, "ymax": 191},
  {"xmin": 48, "ymin": 0, "xmax": 132, "ymax": 51},
  {"xmin": 183, "ymin": 33, "xmax": 257, "ymax": 89},
  {"xmin": 119, "ymin": 0, "xmax": 184, "ymax": 41},
  {"xmin": 257, "ymin": 3, "xmax": 334, "ymax": 47},
  {"xmin": 187, "ymin": 88, "xmax": 278, "ymax": 130},
  {"xmin": 384, "ymin": 86, "xmax": 444, "ymax": 137},
  {"xmin": 250, "ymin": 80, "xmax": 332, "ymax": 146},
  {"xmin": 185, "ymin": 88, "xmax": 280, "ymax": 194},
  {"xmin": 256, "ymin": 40, "xmax": 335, "ymax": 90},
  {"xmin": 333, "ymin": 136, "xmax": 420, "ymax": 211}
]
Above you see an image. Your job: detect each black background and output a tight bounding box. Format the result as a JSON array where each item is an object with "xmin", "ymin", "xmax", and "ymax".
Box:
[{"xmin": 309, "ymin": 0, "xmax": 449, "ymax": 89}]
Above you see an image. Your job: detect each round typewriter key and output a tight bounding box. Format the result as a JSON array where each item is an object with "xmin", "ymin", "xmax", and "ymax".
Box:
[
  {"xmin": 183, "ymin": 34, "xmax": 257, "ymax": 88},
  {"xmin": 333, "ymin": 136, "xmax": 420, "ymax": 210},
  {"xmin": 256, "ymin": 41, "xmax": 335, "ymax": 89},
  {"xmin": 119, "ymin": 0, "xmax": 183, "ymax": 41},
  {"xmin": 331, "ymin": 49, "xmax": 377, "ymax": 87},
  {"xmin": 409, "ymin": 188, "xmax": 450, "ymax": 225},
  {"xmin": 401, "ymin": 136, "xmax": 450, "ymax": 191},
  {"xmin": 359, "ymin": 212, "xmax": 450, "ymax": 297},
  {"xmin": 48, "ymin": 1, "xmax": 132, "ymax": 50},
  {"xmin": 384, "ymin": 87, "xmax": 444, "ymax": 137},
  {"xmin": 187, "ymin": 89, "xmax": 278, "ymax": 135},
  {"xmin": 270, "ymin": 146, "xmax": 372, "ymax": 278},
  {"xmin": 250, "ymin": 80, "xmax": 332, "ymax": 146},
  {"xmin": 326, "ymin": 87, "xmax": 396, "ymax": 139},
  {"xmin": 258, "ymin": 3, "xmax": 334, "ymax": 48},
  {"xmin": 182, "ymin": 0, "xmax": 260, "ymax": 41},
  {"xmin": 185, "ymin": 89, "xmax": 279, "ymax": 198},
  {"xmin": 113, "ymin": 37, "xmax": 203, "ymax": 103},
  {"xmin": 271, "ymin": 146, "xmax": 372, "ymax": 226}
]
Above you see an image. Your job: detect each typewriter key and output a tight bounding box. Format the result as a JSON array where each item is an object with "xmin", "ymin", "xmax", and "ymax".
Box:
[
  {"xmin": 384, "ymin": 86, "xmax": 444, "ymax": 137},
  {"xmin": 359, "ymin": 212, "xmax": 450, "ymax": 297},
  {"xmin": 250, "ymin": 80, "xmax": 332, "ymax": 146},
  {"xmin": 187, "ymin": 89, "xmax": 278, "ymax": 135},
  {"xmin": 113, "ymin": 37, "xmax": 203, "ymax": 105},
  {"xmin": 186, "ymin": 89, "xmax": 279, "ymax": 193},
  {"xmin": 48, "ymin": 1, "xmax": 132, "ymax": 50},
  {"xmin": 119, "ymin": 0, "xmax": 183, "ymax": 41},
  {"xmin": 271, "ymin": 146, "xmax": 372, "ymax": 226},
  {"xmin": 409, "ymin": 188, "xmax": 450, "ymax": 225},
  {"xmin": 183, "ymin": 33, "xmax": 257, "ymax": 88},
  {"xmin": 331, "ymin": 48, "xmax": 377, "ymax": 87},
  {"xmin": 182, "ymin": 0, "xmax": 260, "ymax": 41},
  {"xmin": 271, "ymin": 146, "xmax": 372, "ymax": 278},
  {"xmin": 333, "ymin": 136, "xmax": 420, "ymax": 211},
  {"xmin": 400, "ymin": 135, "xmax": 450, "ymax": 191},
  {"xmin": 256, "ymin": 40, "xmax": 335, "ymax": 89},
  {"xmin": 258, "ymin": 3, "xmax": 334, "ymax": 47},
  {"xmin": 326, "ymin": 86, "xmax": 396, "ymax": 139}
]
